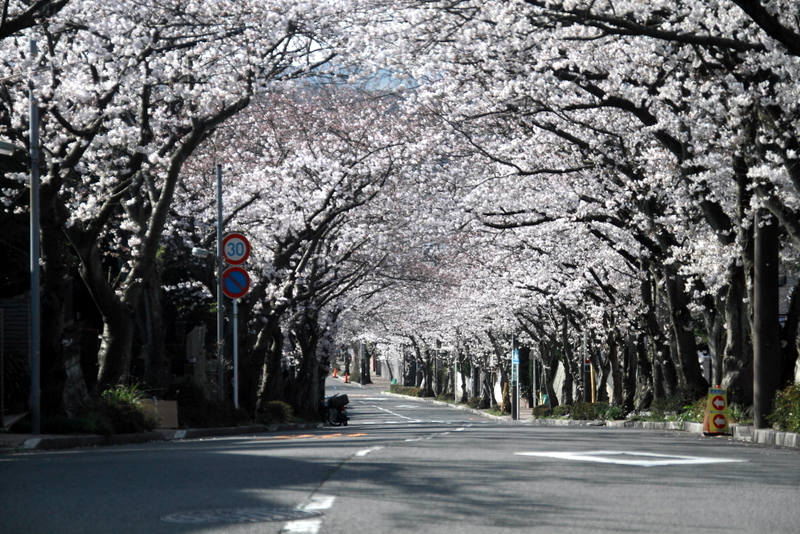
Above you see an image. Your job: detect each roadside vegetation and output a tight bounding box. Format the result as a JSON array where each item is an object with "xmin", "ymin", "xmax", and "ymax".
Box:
[{"xmin": 769, "ymin": 383, "xmax": 800, "ymax": 433}]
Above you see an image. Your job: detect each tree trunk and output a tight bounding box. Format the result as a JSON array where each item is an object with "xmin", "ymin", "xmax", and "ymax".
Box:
[
  {"xmin": 721, "ymin": 263, "xmax": 753, "ymax": 405},
  {"xmin": 458, "ymin": 351, "xmax": 469, "ymax": 403},
  {"xmin": 606, "ymin": 331, "xmax": 623, "ymax": 406},
  {"xmin": 658, "ymin": 266, "xmax": 708, "ymax": 396},
  {"xmin": 39, "ymin": 184, "xmax": 70, "ymax": 414},
  {"xmin": 780, "ymin": 278, "xmax": 800, "ymax": 388},
  {"xmin": 622, "ymin": 335, "xmax": 637, "ymax": 412},
  {"xmin": 542, "ymin": 346, "xmax": 559, "ymax": 407},
  {"xmin": 480, "ymin": 367, "xmax": 495, "ymax": 408},
  {"xmin": 289, "ymin": 312, "xmax": 321, "ymax": 420},
  {"xmin": 634, "ymin": 334, "xmax": 654, "ymax": 411},
  {"xmin": 640, "ymin": 267, "xmax": 667, "ymax": 403},
  {"xmin": 142, "ymin": 281, "xmax": 169, "ymax": 390}
]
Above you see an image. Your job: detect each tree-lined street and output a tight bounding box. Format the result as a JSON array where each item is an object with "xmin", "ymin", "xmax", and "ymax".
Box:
[{"xmin": 2, "ymin": 380, "xmax": 798, "ymax": 534}]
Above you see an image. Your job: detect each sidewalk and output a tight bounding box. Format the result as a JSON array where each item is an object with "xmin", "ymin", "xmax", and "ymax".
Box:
[
  {"xmin": 378, "ymin": 387, "xmax": 800, "ymax": 449},
  {"xmin": 0, "ymin": 421, "xmax": 325, "ymax": 454},
  {"xmin": 0, "ymin": 373, "xmax": 395, "ymax": 454},
  {"xmin": 4, "ymin": 375, "xmax": 798, "ymax": 452}
]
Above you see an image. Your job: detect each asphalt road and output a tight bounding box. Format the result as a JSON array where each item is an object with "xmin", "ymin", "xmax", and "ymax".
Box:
[{"xmin": 1, "ymin": 380, "xmax": 798, "ymax": 534}]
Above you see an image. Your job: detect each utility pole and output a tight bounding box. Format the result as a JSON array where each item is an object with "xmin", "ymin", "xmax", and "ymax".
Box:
[{"xmin": 753, "ymin": 210, "xmax": 781, "ymax": 428}]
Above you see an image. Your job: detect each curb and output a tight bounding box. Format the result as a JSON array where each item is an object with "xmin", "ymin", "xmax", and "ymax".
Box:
[
  {"xmin": 3, "ymin": 422, "xmax": 324, "ymax": 453},
  {"xmin": 381, "ymin": 391, "xmax": 800, "ymax": 449},
  {"xmin": 18, "ymin": 431, "xmax": 167, "ymax": 452},
  {"xmin": 164, "ymin": 423, "xmax": 322, "ymax": 441},
  {"xmin": 381, "ymin": 391, "xmax": 515, "ymax": 420}
]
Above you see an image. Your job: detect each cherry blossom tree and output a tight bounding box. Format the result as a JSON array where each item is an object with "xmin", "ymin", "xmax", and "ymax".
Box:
[
  {"xmin": 170, "ymin": 83, "xmax": 420, "ymax": 416},
  {"xmin": 347, "ymin": 0, "xmax": 800, "ymax": 409},
  {"xmin": 0, "ymin": 0, "xmax": 351, "ymax": 410}
]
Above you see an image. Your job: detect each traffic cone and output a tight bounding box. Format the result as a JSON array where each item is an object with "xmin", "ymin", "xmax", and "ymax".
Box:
[
  {"xmin": 344, "ymin": 373, "xmax": 349, "ymax": 383},
  {"xmin": 333, "ymin": 368, "xmax": 338, "ymax": 378}
]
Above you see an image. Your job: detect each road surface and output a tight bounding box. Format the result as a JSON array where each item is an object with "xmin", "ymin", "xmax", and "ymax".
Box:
[{"xmin": 1, "ymin": 379, "xmax": 798, "ymax": 533}]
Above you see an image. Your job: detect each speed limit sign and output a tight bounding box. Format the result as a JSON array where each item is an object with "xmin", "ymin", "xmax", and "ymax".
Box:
[{"xmin": 222, "ymin": 233, "xmax": 251, "ymax": 265}]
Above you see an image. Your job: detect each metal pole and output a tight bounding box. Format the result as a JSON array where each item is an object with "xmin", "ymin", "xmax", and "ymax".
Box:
[
  {"xmin": 583, "ymin": 331, "xmax": 589, "ymax": 403},
  {"xmin": 532, "ymin": 349, "xmax": 537, "ymax": 407},
  {"xmin": 1, "ymin": 309, "xmax": 4, "ymax": 427},
  {"xmin": 216, "ymin": 164, "xmax": 224, "ymax": 400},
  {"xmin": 516, "ymin": 347, "xmax": 520, "ymax": 419},
  {"xmin": 233, "ymin": 299, "xmax": 238, "ymax": 409},
  {"xmin": 29, "ymin": 38, "xmax": 40, "ymax": 435},
  {"xmin": 511, "ymin": 336, "xmax": 518, "ymax": 421},
  {"xmin": 360, "ymin": 342, "xmax": 365, "ymax": 385}
]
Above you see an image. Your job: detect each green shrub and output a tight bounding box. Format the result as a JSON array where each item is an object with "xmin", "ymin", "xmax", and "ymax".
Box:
[
  {"xmin": 257, "ymin": 401, "xmax": 293, "ymax": 425},
  {"xmin": 729, "ymin": 403, "xmax": 753, "ymax": 425},
  {"xmin": 769, "ymin": 383, "xmax": 800, "ymax": 433},
  {"xmin": 532, "ymin": 405, "xmax": 551, "ymax": 418},
  {"xmin": 591, "ymin": 402, "xmax": 610, "ymax": 419},
  {"xmin": 348, "ymin": 366, "xmax": 361, "ymax": 384},
  {"xmin": 679, "ymin": 397, "xmax": 707, "ymax": 423},
  {"xmin": 436, "ymin": 393, "xmax": 455, "ymax": 403},
  {"xmin": 78, "ymin": 383, "xmax": 159, "ymax": 435},
  {"xmin": 389, "ymin": 384, "xmax": 423, "ymax": 397},
  {"xmin": 604, "ymin": 405, "xmax": 627, "ymax": 420},
  {"xmin": 651, "ymin": 388, "xmax": 704, "ymax": 419},
  {"xmin": 553, "ymin": 405, "xmax": 571, "ymax": 417},
  {"xmin": 571, "ymin": 402, "xmax": 598, "ymax": 420},
  {"xmin": 650, "ymin": 397, "xmax": 682, "ymax": 417},
  {"xmin": 466, "ymin": 396, "xmax": 484, "ymax": 409}
]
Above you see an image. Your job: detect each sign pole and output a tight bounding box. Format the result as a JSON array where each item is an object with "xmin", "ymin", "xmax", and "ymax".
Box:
[
  {"xmin": 233, "ymin": 298, "xmax": 239, "ymax": 410},
  {"xmin": 220, "ymin": 232, "xmax": 250, "ymax": 409}
]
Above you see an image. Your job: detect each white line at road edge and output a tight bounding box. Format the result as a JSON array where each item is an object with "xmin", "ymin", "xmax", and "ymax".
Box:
[
  {"xmin": 374, "ymin": 405, "xmax": 420, "ymax": 421},
  {"xmin": 516, "ymin": 450, "xmax": 748, "ymax": 467},
  {"xmin": 356, "ymin": 446, "xmax": 384, "ymax": 457},
  {"xmin": 282, "ymin": 495, "xmax": 335, "ymax": 534}
]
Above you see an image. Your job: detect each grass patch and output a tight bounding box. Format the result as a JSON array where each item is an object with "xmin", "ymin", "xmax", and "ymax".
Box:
[{"xmin": 389, "ymin": 384, "xmax": 424, "ymax": 397}]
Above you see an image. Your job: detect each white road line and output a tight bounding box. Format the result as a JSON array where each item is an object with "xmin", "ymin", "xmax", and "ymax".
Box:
[
  {"xmin": 516, "ymin": 451, "xmax": 749, "ymax": 467},
  {"xmin": 303, "ymin": 495, "xmax": 336, "ymax": 511},
  {"xmin": 374, "ymin": 405, "xmax": 422, "ymax": 421},
  {"xmin": 282, "ymin": 495, "xmax": 335, "ymax": 534},
  {"xmin": 283, "ymin": 518, "xmax": 321, "ymax": 533},
  {"xmin": 356, "ymin": 446, "xmax": 384, "ymax": 457}
]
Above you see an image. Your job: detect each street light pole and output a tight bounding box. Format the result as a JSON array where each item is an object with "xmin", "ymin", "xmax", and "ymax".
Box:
[
  {"xmin": 216, "ymin": 164, "xmax": 225, "ymax": 401},
  {"xmin": 29, "ymin": 38, "xmax": 41, "ymax": 435}
]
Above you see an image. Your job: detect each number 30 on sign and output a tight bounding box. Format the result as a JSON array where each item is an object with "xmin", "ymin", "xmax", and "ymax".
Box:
[{"xmin": 222, "ymin": 233, "xmax": 251, "ymax": 265}]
